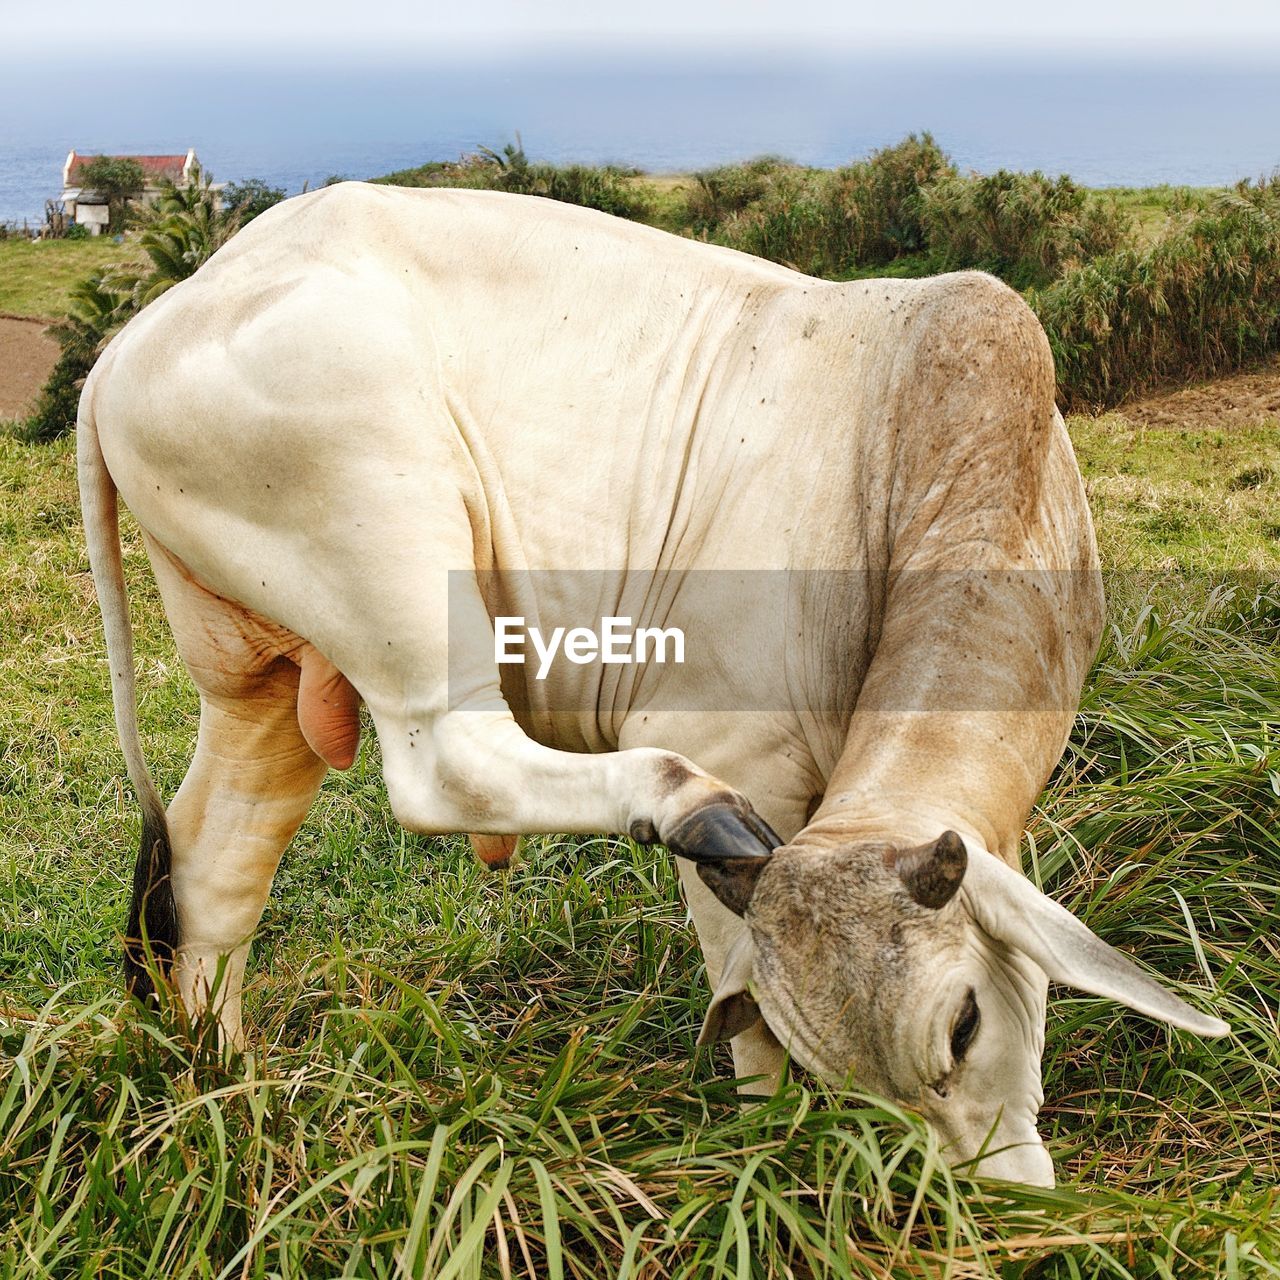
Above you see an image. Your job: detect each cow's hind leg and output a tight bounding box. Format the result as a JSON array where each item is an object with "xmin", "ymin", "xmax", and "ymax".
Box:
[
  {"xmin": 143, "ymin": 537, "xmax": 329, "ymax": 1046},
  {"xmin": 165, "ymin": 684, "xmax": 326, "ymax": 1046}
]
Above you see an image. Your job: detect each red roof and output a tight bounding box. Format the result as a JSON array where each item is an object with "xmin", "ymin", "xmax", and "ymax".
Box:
[{"xmin": 68, "ymin": 153, "xmax": 190, "ymax": 186}]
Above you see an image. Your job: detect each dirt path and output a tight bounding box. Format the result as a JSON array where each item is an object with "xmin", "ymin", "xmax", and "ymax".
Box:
[
  {"xmin": 1117, "ymin": 356, "xmax": 1280, "ymax": 428},
  {"xmin": 0, "ymin": 316, "xmax": 58, "ymax": 421}
]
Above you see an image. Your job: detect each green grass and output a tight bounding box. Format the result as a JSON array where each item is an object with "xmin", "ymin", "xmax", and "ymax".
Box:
[
  {"xmin": 1092, "ymin": 186, "xmax": 1216, "ymax": 247},
  {"xmin": 3, "ymin": 416, "xmax": 1280, "ymax": 1273},
  {"xmin": 1070, "ymin": 416, "xmax": 1280, "ymax": 570},
  {"xmin": 0, "ymin": 238, "xmax": 141, "ymax": 320}
]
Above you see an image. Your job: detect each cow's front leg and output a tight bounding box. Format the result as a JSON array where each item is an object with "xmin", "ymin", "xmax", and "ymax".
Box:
[
  {"xmin": 376, "ymin": 706, "xmax": 780, "ymax": 861},
  {"xmin": 376, "ymin": 699, "xmax": 795, "ymax": 1089},
  {"xmin": 618, "ymin": 714, "xmax": 815, "ymax": 1093}
]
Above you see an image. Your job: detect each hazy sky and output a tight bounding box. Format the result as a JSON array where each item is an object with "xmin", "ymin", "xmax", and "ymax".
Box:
[{"xmin": 9, "ymin": 0, "xmax": 1280, "ymax": 56}]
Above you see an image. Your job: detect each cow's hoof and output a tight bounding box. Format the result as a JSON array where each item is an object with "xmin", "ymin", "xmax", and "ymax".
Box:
[{"xmin": 663, "ymin": 798, "xmax": 782, "ymax": 864}]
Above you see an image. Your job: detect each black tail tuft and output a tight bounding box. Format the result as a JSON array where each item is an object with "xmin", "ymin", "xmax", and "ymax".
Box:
[{"xmin": 123, "ymin": 799, "xmax": 178, "ymax": 1003}]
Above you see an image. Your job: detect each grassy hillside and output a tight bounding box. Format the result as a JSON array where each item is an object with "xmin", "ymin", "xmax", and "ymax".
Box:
[
  {"xmin": 0, "ymin": 237, "xmax": 141, "ymax": 320},
  {"xmin": 1073, "ymin": 415, "xmax": 1280, "ymax": 570},
  {"xmin": 9, "ymin": 139, "xmax": 1278, "ymax": 444},
  {"xmin": 2, "ymin": 407, "xmax": 1278, "ymax": 1272}
]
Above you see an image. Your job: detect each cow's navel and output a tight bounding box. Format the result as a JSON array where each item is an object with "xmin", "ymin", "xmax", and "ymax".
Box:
[{"xmin": 296, "ymin": 646, "xmax": 362, "ymax": 770}]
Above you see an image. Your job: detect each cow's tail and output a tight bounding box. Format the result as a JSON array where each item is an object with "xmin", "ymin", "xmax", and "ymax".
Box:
[{"xmin": 76, "ymin": 370, "xmax": 177, "ymax": 1004}]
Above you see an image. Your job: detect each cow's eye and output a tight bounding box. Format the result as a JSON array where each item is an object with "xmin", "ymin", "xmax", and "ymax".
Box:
[{"xmin": 950, "ymin": 988, "xmax": 980, "ymax": 1064}]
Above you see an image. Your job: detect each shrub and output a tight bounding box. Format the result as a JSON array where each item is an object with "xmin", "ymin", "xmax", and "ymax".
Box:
[
  {"xmin": 683, "ymin": 156, "xmax": 798, "ymax": 231},
  {"xmin": 714, "ymin": 169, "xmax": 833, "ymax": 273},
  {"xmin": 534, "ymin": 162, "xmax": 652, "ymax": 220},
  {"xmin": 920, "ymin": 169, "xmax": 1130, "ymax": 288},
  {"xmin": 130, "ymin": 168, "xmax": 238, "ymax": 304},
  {"xmin": 1032, "ymin": 177, "xmax": 1280, "ymax": 410},
  {"xmin": 17, "ymin": 345, "xmax": 95, "ymax": 443},
  {"xmin": 376, "ymin": 140, "xmax": 653, "ymax": 221},
  {"xmin": 712, "ymin": 135, "xmax": 955, "ymax": 276},
  {"xmin": 375, "ymin": 159, "xmax": 458, "ymax": 187},
  {"xmin": 221, "ymin": 178, "xmax": 287, "ymax": 224},
  {"xmin": 825, "ymin": 132, "xmax": 956, "ymax": 264}
]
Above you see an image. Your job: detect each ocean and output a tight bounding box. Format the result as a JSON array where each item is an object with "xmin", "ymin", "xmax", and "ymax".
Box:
[{"xmin": 1, "ymin": 50, "xmax": 1278, "ymax": 226}]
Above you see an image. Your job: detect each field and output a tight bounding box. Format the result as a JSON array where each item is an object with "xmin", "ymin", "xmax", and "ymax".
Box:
[
  {"xmin": 0, "ymin": 238, "xmax": 142, "ymax": 426},
  {"xmin": 0, "ymin": 238, "xmax": 142, "ymax": 322},
  {"xmin": 1072, "ymin": 408, "xmax": 1280, "ymax": 571},
  {"xmin": 3, "ymin": 200, "xmax": 1280, "ymax": 1275}
]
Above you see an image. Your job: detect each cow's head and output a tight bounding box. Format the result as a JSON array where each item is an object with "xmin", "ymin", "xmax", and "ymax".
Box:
[{"xmin": 693, "ymin": 831, "xmax": 1229, "ymax": 1186}]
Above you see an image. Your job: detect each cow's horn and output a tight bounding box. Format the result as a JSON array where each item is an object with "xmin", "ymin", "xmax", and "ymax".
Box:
[{"xmin": 893, "ymin": 830, "xmax": 968, "ymax": 908}]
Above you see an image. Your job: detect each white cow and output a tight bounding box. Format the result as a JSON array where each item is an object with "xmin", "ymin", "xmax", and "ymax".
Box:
[{"xmin": 78, "ymin": 184, "xmax": 1227, "ymax": 1186}]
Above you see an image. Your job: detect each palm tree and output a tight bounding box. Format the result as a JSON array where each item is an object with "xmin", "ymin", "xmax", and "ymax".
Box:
[{"xmin": 132, "ymin": 166, "xmax": 239, "ymax": 303}]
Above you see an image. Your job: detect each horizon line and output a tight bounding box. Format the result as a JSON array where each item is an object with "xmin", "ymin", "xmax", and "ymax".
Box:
[{"xmin": 8, "ymin": 33, "xmax": 1280, "ymax": 64}]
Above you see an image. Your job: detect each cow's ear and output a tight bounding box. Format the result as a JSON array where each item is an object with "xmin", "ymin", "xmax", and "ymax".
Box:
[
  {"xmin": 697, "ymin": 933, "xmax": 761, "ymax": 1046},
  {"xmin": 963, "ymin": 844, "xmax": 1231, "ymax": 1038},
  {"xmin": 695, "ymin": 857, "xmax": 770, "ymax": 916}
]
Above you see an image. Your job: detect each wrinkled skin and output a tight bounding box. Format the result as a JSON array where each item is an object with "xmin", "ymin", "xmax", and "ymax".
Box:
[{"xmin": 699, "ymin": 833, "xmax": 1229, "ymax": 1186}]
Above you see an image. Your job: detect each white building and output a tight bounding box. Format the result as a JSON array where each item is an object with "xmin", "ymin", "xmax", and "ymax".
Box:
[{"xmin": 59, "ymin": 149, "xmax": 212, "ymax": 234}]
